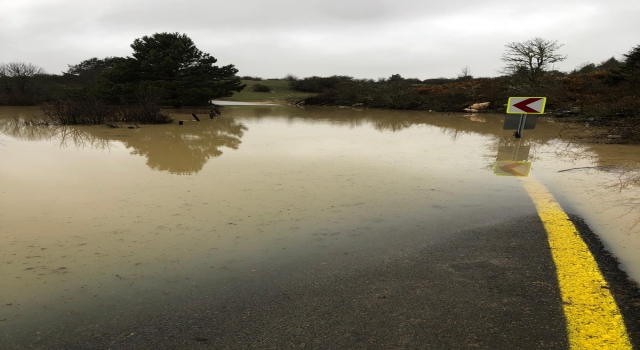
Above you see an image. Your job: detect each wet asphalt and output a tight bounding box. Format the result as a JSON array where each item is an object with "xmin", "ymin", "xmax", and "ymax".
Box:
[{"xmin": 6, "ymin": 214, "xmax": 640, "ymax": 350}]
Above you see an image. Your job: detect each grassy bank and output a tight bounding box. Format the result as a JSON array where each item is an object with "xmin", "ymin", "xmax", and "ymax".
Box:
[{"xmin": 222, "ymin": 80, "xmax": 315, "ymax": 103}]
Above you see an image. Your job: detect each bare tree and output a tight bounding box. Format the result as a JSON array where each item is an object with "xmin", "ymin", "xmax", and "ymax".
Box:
[
  {"xmin": 457, "ymin": 66, "xmax": 473, "ymax": 81},
  {"xmin": 284, "ymin": 73, "xmax": 298, "ymax": 81},
  {"xmin": 500, "ymin": 37, "xmax": 566, "ymax": 86},
  {"xmin": 0, "ymin": 62, "xmax": 46, "ymax": 105},
  {"xmin": 4, "ymin": 62, "xmax": 45, "ymax": 76},
  {"xmin": 1, "ymin": 62, "xmax": 45, "ymax": 94}
]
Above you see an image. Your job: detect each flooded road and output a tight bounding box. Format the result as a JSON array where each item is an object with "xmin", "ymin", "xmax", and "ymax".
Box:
[{"xmin": 1, "ymin": 105, "xmax": 640, "ymax": 347}]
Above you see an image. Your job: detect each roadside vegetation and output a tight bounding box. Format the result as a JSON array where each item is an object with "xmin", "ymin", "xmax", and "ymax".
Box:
[{"xmin": 283, "ymin": 39, "xmax": 640, "ymax": 143}]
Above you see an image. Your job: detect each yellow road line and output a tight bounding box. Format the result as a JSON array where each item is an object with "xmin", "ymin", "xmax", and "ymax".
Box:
[{"xmin": 522, "ymin": 178, "xmax": 631, "ymax": 349}]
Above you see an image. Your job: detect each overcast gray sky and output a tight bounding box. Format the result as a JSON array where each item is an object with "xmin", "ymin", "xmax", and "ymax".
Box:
[{"xmin": 1, "ymin": 0, "xmax": 639, "ymax": 79}]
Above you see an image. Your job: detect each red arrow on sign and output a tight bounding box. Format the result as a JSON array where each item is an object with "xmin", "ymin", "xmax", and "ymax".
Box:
[{"xmin": 513, "ymin": 98, "xmax": 542, "ymax": 113}]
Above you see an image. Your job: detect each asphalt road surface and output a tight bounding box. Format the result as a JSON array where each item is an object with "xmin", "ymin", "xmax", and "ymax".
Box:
[{"xmin": 5, "ymin": 210, "xmax": 639, "ymax": 350}]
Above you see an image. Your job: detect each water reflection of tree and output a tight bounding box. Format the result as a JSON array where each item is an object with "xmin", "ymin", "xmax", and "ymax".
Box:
[
  {"xmin": 123, "ymin": 118, "xmax": 247, "ymax": 174},
  {"xmin": 544, "ymin": 139, "xmax": 640, "ymax": 232},
  {"xmin": 372, "ymin": 119, "xmax": 413, "ymax": 132},
  {"xmin": 0, "ymin": 120, "xmax": 113, "ymax": 150},
  {"xmin": 599, "ymin": 167, "xmax": 640, "ymax": 232},
  {"xmin": 608, "ymin": 168, "xmax": 640, "ymax": 192},
  {"xmin": 0, "ymin": 116, "xmax": 247, "ymax": 175}
]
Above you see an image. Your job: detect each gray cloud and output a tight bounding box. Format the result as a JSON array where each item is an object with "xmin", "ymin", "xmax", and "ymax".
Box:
[{"xmin": 1, "ymin": 0, "xmax": 638, "ymax": 79}]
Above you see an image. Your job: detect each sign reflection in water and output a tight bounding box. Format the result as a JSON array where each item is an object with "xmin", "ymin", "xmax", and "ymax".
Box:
[{"xmin": 494, "ymin": 138, "xmax": 532, "ymax": 177}]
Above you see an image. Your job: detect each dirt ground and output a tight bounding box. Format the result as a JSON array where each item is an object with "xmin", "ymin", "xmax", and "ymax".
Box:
[{"xmin": 555, "ymin": 116, "xmax": 640, "ymax": 145}]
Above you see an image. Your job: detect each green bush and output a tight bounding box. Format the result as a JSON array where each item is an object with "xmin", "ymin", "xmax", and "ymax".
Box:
[
  {"xmin": 289, "ymin": 75, "xmax": 353, "ymax": 93},
  {"xmin": 252, "ymin": 83, "xmax": 271, "ymax": 92}
]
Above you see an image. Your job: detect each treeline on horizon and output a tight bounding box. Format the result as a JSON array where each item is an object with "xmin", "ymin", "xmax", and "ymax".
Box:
[
  {"xmin": 276, "ymin": 42, "xmax": 636, "ymax": 141},
  {"xmin": 1, "ymin": 36, "xmax": 638, "ymax": 135},
  {"xmin": 283, "ymin": 51, "xmax": 636, "ymax": 116},
  {"xmin": 239, "ymin": 42, "xmax": 639, "ymax": 129}
]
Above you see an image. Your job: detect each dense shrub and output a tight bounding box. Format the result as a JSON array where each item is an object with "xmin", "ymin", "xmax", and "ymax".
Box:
[
  {"xmin": 239, "ymin": 76, "xmax": 262, "ymax": 81},
  {"xmin": 304, "ymin": 82, "xmax": 426, "ymax": 110},
  {"xmin": 422, "ymin": 77, "xmax": 456, "ymax": 85},
  {"xmin": 289, "ymin": 75, "xmax": 354, "ymax": 93},
  {"xmin": 118, "ymin": 100, "xmax": 172, "ymax": 124},
  {"xmin": 302, "ymin": 78, "xmax": 510, "ymax": 111},
  {"xmin": 251, "ymin": 83, "xmax": 271, "ymax": 92}
]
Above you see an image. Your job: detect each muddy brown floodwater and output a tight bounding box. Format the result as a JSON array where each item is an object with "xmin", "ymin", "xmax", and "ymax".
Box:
[{"xmin": 1, "ymin": 105, "xmax": 640, "ymax": 343}]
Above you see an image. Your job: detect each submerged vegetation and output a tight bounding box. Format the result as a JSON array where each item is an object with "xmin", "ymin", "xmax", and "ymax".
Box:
[{"xmin": 41, "ymin": 98, "xmax": 172, "ymax": 125}]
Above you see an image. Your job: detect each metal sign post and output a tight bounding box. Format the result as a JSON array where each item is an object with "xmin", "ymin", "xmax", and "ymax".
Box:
[
  {"xmin": 515, "ymin": 113, "xmax": 526, "ymax": 138},
  {"xmin": 497, "ymin": 138, "xmax": 530, "ymax": 161},
  {"xmin": 503, "ymin": 97, "xmax": 546, "ymax": 138},
  {"xmin": 503, "ymin": 113, "xmax": 538, "ymax": 137}
]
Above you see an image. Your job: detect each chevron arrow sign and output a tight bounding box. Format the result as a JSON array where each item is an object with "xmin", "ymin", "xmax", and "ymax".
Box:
[{"xmin": 506, "ymin": 97, "xmax": 547, "ymax": 114}]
